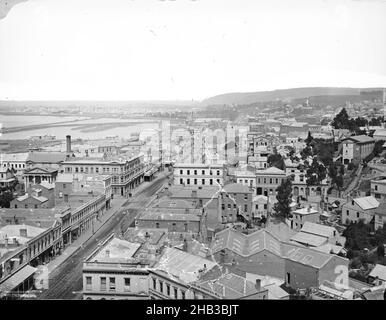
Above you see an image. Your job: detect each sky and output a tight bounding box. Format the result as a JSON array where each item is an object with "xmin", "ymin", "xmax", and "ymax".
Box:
[{"xmin": 1, "ymin": 0, "xmax": 386, "ymax": 101}]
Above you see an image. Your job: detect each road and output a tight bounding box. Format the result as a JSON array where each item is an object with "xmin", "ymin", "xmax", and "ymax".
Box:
[{"xmin": 36, "ymin": 174, "xmax": 169, "ymax": 300}]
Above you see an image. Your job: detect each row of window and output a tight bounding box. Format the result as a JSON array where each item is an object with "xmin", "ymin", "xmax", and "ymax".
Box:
[
  {"xmin": 152, "ymin": 278, "xmax": 186, "ymax": 299},
  {"xmin": 2, "ymin": 163, "xmax": 25, "ymax": 169},
  {"xmin": 179, "ymin": 178, "xmax": 220, "ymax": 185},
  {"xmin": 87, "ymin": 276, "xmax": 131, "ymax": 292},
  {"xmin": 178, "ymin": 169, "xmax": 222, "ymax": 176},
  {"xmin": 222, "ymin": 203, "xmax": 249, "ymax": 212}
]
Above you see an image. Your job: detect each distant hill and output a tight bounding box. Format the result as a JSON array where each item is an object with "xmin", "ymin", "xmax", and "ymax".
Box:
[{"xmin": 201, "ymin": 87, "xmax": 385, "ymax": 106}]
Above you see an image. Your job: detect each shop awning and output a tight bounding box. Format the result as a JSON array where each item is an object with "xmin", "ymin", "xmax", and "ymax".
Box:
[{"xmin": 0, "ymin": 265, "xmax": 37, "ymax": 297}]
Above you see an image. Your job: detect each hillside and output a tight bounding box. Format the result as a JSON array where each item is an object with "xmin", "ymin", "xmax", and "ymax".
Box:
[{"xmin": 201, "ymin": 87, "xmax": 385, "ymax": 106}]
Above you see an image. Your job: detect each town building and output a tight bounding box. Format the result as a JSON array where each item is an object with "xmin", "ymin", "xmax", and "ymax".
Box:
[
  {"xmin": 341, "ymin": 135, "xmax": 375, "ymax": 165},
  {"xmin": 341, "ymin": 196, "xmax": 380, "ymax": 225},
  {"xmin": 370, "ymin": 177, "xmax": 386, "ymax": 202},
  {"xmin": 220, "ymin": 183, "xmax": 252, "ymax": 223},
  {"xmin": 210, "ymin": 227, "xmax": 349, "ymax": 290},
  {"xmin": 0, "ymin": 168, "xmax": 16, "ymax": 188},
  {"xmin": 82, "ymin": 235, "xmax": 152, "ymax": 300},
  {"xmin": 26, "ymin": 152, "xmax": 69, "ymax": 171},
  {"xmin": 368, "ymin": 264, "xmax": 386, "ymax": 286},
  {"xmin": 62, "ymin": 154, "xmax": 144, "ymax": 197},
  {"xmin": 374, "ymin": 203, "xmax": 386, "ymax": 230},
  {"xmin": 149, "ymin": 247, "xmax": 268, "ymax": 299},
  {"xmin": 289, "ymin": 206, "xmax": 320, "ymax": 231},
  {"xmin": 173, "ymin": 163, "xmax": 225, "ymax": 187},
  {"xmin": 0, "ymin": 153, "xmax": 29, "ymax": 175},
  {"xmin": 23, "ymin": 167, "xmax": 58, "ymax": 191}
]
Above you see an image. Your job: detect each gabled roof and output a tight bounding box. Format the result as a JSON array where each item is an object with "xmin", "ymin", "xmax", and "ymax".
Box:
[
  {"xmin": 24, "ymin": 167, "xmax": 58, "ymax": 174},
  {"xmin": 290, "ymin": 232, "xmax": 327, "ymax": 247},
  {"xmin": 210, "ymin": 228, "xmax": 282, "ymax": 257},
  {"xmin": 353, "ymin": 196, "xmax": 379, "ymax": 210},
  {"xmin": 255, "ymin": 167, "xmax": 286, "ymax": 175},
  {"xmin": 300, "ymin": 222, "xmax": 337, "ymax": 238},
  {"xmin": 341, "ymin": 135, "xmax": 374, "ymax": 144}
]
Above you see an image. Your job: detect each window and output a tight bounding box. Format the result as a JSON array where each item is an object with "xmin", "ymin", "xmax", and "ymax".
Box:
[
  {"xmin": 194, "ymin": 170, "xmax": 197, "ymax": 175},
  {"xmin": 180, "ymin": 170, "xmax": 183, "ymax": 174},
  {"xmin": 156, "ymin": 222, "xmax": 160, "ymax": 228},
  {"xmin": 86, "ymin": 277, "xmax": 92, "ymax": 290},
  {"xmin": 124, "ymin": 278, "xmax": 131, "ymax": 291},
  {"xmin": 181, "ymin": 291, "xmax": 186, "ymax": 299},
  {"xmin": 202, "ymin": 179, "xmax": 205, "ymax": 185},
  {"xmin": 174, "ymin": 287, "xmax": 178, "ymax": 298},
  {"xmin": 264, "ymin": 204, "xmax": 267, "ymax": 210},
  {"xmin": 244, "ymin": 194, "xmax": 248, "ymax": 200},
  {"xmin": 180, "ymin": 178, "xmax": 183, "ymax": 184},
  {"xmin": 100, "ymin": 277, "xmax": 106, "ymax": 291},
  {"xmin": 194, "ymin": 179, "xmax": 197, "ymax": 185},
  {"xmin": 153, "ymin": 278, "xmax": 156, "ymax": 289},
  {"xmin": 375, "ymin": 185, "xmax": 378, "ymax": 191},
  {"xmin": 217, "ymin": 170, "xmax": 220, "ymax": 175},
  {"xmin": 187, "ymin": 179, "xmax": 190, "ymax": 185},
  {"xmin": 166, "ymin": 284, "xmax": 170, "ymax": 296},
  {"xmin": 187, "ymin": 170, "xmax": 190, "ymax": 175},
  {"xmin": 256, "ymin": 204, "xmax": 259, "ymax": 209},
  {"xmin": 228, "ymin": 204, "xmax": 231, "ymax": 209},
  {"xmin": 357, "ymin": 212, "xmax": 360, "ymax": 218},
  {"xmin": 244, "ymin": 204, "xmax": 248, "ymax": 212},
  {"xmin": 202, "ymin": 170, "xmax": 205, "ymax": 175},
  {"xmin": 159, "ymin": 281, "xmax": 163, "ymax": 294},
  {"xmin": 210, "ymin": 179, "xmax": 213, "ymax": 185}
]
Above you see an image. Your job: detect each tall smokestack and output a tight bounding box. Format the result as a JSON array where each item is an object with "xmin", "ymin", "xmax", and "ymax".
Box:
[{"xmin": 66, "ymin": 135, "xmax": 72, "ymax": 154}]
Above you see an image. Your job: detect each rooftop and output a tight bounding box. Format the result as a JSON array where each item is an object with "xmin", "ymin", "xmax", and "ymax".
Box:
[
  {"xmin": 138, "ymin": 211, "xmax": 201, "ymax": 222},
  {"xmin": 154, "ymin": 247, "xmax": 217, "ymax": 284},
  {"xmin": 342, "ymin": 135, "xmax": 375, "ymax": 144},
  {"xmin": 369, "ymin": 264, "xmax": 386, "ymax": 281},
  {"xmin": 222, "ymin": 183, "xmax": 252, "ymax": 194},
  {"xmin": 89, "ymin": 237, "xmax": 141, "ymax": 263},
  {"xmin": 0, "ymin": 153, "xmax": 29, "ymax": 162},
  {"xmin": 293, "ymin": 207, "xmax": 319, "ymax": 215},
  {"xmin": 27, "ymin": 152, "xmax": 67, "ymax": 164},
  {"xmin": 300, "ymin": 222, "xmax": 338, "ymax": 238},
  {"xmin": 290, "ymin": 232, "xmax": 327, "ymax": 247},
  {"xmin": 353, "ymin": 196, "xmax": 379, "ymax": 210}
]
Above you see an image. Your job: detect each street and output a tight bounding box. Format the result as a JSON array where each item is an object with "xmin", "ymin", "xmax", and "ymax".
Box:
[{"xmin": 36, "ymin": 173, "xmax": 169, "ymax": 300}]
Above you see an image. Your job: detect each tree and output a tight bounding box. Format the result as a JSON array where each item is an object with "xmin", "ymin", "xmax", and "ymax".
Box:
[
  {"xmin": 267, "ymin": 153, "xmax": 285, "ymax": 170},
  {"xmin": 0, "ymin": 191, "xmax": 14, "ymax": 208},
  {"xmin": 273, "ymin": 179, "xmax": 293, "ymax": 220},
  {"xmin": 331, "ymin": 108, "xmax": 350, "ymax": 129},
  {"xmin": 305, "ymin": 131, "xmax": 313, "ymax": 146},
  {"xmin": 377, "ymin": 244, "xmax": 385, "ymax": 258}
]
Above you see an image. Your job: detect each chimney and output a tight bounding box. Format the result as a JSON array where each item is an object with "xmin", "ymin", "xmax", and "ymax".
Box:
[
  {"xmin": 255, "ymin": 279, "xmax": 261, "ymax": 291},
  {"xmin": 66, "ymin": 135, "xmax": 72, "ymax": 154}
]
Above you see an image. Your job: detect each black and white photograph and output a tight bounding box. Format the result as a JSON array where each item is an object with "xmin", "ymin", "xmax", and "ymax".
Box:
[{"xmin": 0, "ymin": 0, "xmax": 386, "ymax": 306}]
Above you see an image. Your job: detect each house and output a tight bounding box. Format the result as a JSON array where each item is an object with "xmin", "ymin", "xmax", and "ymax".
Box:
[
  {"xmin": 252, "ymin": 195, "xmax": 274, "ymax": 219},
  {"xmin": 341, "ymin": 135, "xmax": 375, "ymax": 165},
  {"xmin": 220, "ymin": 183, "xmax": 252, "ymax": 223},
  {"xmin": 173, "ymin": 163, "xmax": 225, "ymax": 187},
  {"xmin": 0, "ymin": 153, "xmax": 29, "ymax": 176},
  {"xmin": 289, "ymin": 206, "xmax": 320, "ymax": 231},
  {"xmin": 0, "ymin": 168, "xmax": 16, "ymax": 188},
  {"xmin": 370, "ymin": 177, "xmax": 386, "ymax": 203},
  {"xmin": 341, "ymin": 196, "xmax": 379, "ymax": 225},
  {"xmin": 374, "ymin": 203, "xmax": 386, "ymax": 230},
  {"xmin": 368, "ymin": 264, "xmax": 386, "ymax": 286},
  {"xmin": 255, "ymin": 167, "xmax": 287, "ymax": 197}
]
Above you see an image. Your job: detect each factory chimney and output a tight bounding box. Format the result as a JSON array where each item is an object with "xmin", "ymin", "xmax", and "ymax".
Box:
[{"xmin": 66, "ymin": 135, "xmax": 72, "ymax": 154}]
